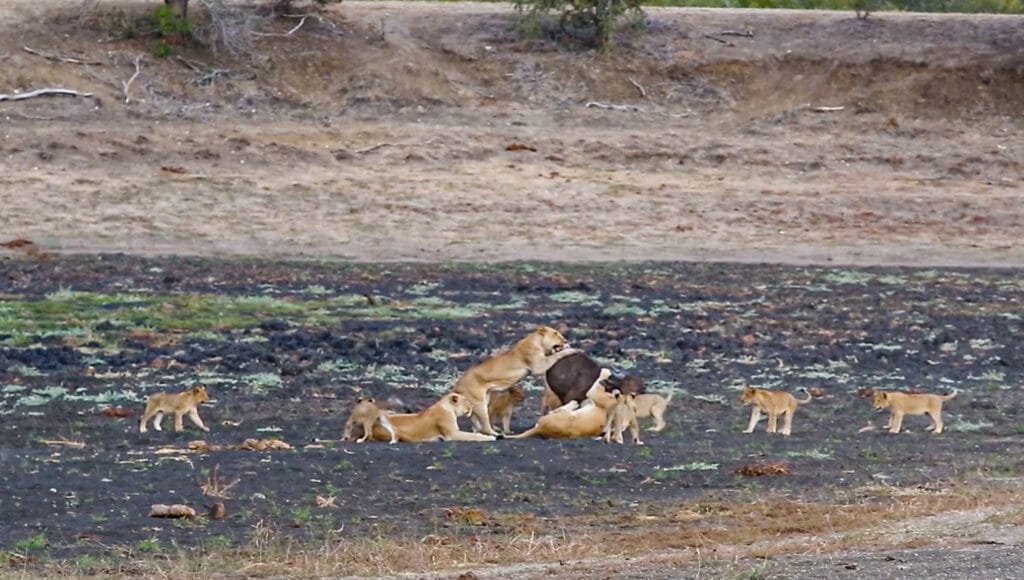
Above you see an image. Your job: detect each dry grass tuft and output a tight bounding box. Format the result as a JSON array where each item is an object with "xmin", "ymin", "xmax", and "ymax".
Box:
[{"xmin": 198, "ymin": 464, "xmax": 240, "ymax": 499}]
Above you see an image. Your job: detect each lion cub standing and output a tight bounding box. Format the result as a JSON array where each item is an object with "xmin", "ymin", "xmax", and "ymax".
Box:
[
  {"xmin": 604, "ymin": 390, "xmax": 643, "ymax": 445},
  {"xmin": 740, "ymin": 386, "xmax": 811, "ymax": 436},
  {"xmin": 873, "ymin": 389, "xmax": 958, "ymax": 434},
  {"xmin": 487, "ymin": 385, "xmax": 526, "ymax": 434},
  {"xmin": 632, "ymin": 392, "xmax": 672, "ymax": 432},
  {"xmin": 343, "ymin": 397, "xmax": 397, "ymax": 444},
  {"xmin": 140, "ymin": 385, "xmax": 210, "ymax": 433}
]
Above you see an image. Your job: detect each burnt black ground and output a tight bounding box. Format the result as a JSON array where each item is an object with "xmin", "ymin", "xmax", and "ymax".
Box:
[{"xmin": 1, "ymin": 256, "xmax": 1023, "ymax": 562}]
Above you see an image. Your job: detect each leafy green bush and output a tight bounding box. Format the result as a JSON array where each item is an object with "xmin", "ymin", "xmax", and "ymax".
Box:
[{"xmin": 513, "ymin": 0, "xmax": 645, "ymax": 50}]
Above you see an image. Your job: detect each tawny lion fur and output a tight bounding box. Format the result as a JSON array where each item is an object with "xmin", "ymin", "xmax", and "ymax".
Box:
[
  {"xmin": 604, "ymin": 391, "xmax": 643, "ymax": 445},
  {"xmin": 508, "ymin": 369, "xmax": 617, "ymax": 440},
  {"xmin": 740, "ymin": 386, "xmax": 812, "ymax": 436},
  {"xmin": 487, "ymin": 385, "xmax": 526, "ymax": 434},
  {"xmin": 140, "ymin": 385, "xmax": 210, "ymax": 433},
  {"xmin": 873, "ymin": 389, "xmax": 958, "ymax": 434},
  {"xmin": 632, "ymin": 392, "xmax": 672, "ymax": 431},
  {"xmin": 366, "ymin": 392, "xmax": 496, "ymax": 443},
  {"xmin": 343, "ymin": 397, "xmax": 397, "ymax": 444},
  {"xmin": 453, "ymin": 326, "xmax": 578, "ymax": 435}
]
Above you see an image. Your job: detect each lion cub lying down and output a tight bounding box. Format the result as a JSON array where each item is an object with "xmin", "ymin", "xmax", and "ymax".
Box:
[
  {"xmin": 140, "ymin": 385, "xmax": 210, "ymax": 433},
  {"xmin": 362, "ymin": 393, "xmax": 497, "ymax": 443},
  {"xmin": 508, "ymin": 369, "xmax": 617, "ymax": 440},
  {"xmin": 873, "ymin": 389, "xmax": 958, "ymax": 434},
  {"xmin": 740, "ymin": 386, "xmax": 811, "ymax": 436},
  {"xmin": 343, "ymin": 397, "xmax": 397, "ymax": 444}
]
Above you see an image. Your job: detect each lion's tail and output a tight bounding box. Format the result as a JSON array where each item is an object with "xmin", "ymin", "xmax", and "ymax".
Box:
[
  {"xmin": 796, "ymin": 387, "xmax": 813, "ymax": 404},
  {"xmin": 942, "ymin": 388, "xmax": 959, "ymax": 401},
  {"xmin": 505, "ymin": 426, "xmax": 540, "ymax": 440}
]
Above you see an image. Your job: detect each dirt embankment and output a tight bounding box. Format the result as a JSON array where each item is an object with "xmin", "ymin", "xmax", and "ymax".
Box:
[{"xmin": 1, "ymin": 2, "xmax": 1023, "ymax": 265}]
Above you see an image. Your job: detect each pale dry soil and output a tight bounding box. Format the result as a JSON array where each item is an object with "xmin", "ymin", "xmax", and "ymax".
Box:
[
  {"xmin": 2, "ymin": 1, "xmax": 1024, "ymax": 577},
  {"xmin": 1, "ymin": 1, "xmax": 1022, "ymax": 265}
]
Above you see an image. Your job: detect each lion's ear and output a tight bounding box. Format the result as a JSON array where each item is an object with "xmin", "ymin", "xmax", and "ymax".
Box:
[
  {"xmin": 450, "ymin": 394, "xmax": 461, "ymax": 404},
  {"xmin": 357, "ymin": 397, "xmax": 365, "ymax": 403},
  {"xmin": 367, "ymin": 397, "xmax": 375, "ymax": 404}
]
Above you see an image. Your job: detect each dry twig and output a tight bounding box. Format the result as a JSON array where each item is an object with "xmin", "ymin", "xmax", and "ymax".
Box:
[
  {"xmin": 23, "ymin": 46, "xmax": 103, "ymax": 65},
  {"xmin": 628, "ymin": 77, "xmax": 647, "ymax": 99},
  {"xmin": 0, "ymin": 88, "xmax": 93, "ymax": 101},
  {"xmin": 122, "ymin": 55, "xmax": 142, "ymax": 104}
]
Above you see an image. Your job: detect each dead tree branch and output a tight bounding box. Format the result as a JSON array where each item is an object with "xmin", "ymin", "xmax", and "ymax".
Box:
[
  {"xmin": 719, "ymin": 30, "xmax": 754, "ymax": 38},
  {"xmin": 628, "ymin": 77, "xmax": 647, "ymax": 99},
  {"xmin": 122, "ymin": 56, "xmax": 142, "ymax": 104},
  {"xmin": 0, "ymin": 88, "xmax": 94, "ymax": 101},
  {"xmin": 23, "ymin": 46, "xmax": 103, "ymax": 65}
]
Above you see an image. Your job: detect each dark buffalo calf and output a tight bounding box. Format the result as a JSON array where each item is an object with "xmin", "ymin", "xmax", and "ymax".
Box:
[{"xmin": 545, "ymin": 352, "xmax": 645, "ymax": 405}]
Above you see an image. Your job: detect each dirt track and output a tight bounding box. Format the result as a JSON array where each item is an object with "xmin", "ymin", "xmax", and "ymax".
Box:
[{"xmin": 1, "ymin": 2, "xmax": 1023, "ymax": 265}]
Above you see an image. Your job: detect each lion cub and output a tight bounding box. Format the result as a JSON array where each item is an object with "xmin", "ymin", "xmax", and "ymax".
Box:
[
  {"xmin": 604, "ymin": 390, "xmax": 642, "ymax": 445},
  {"xmin": 488, "ymin": 385, "xmax": 526, "ymax": 434},
  {"xmin": 343, "ymin": 397, "xmax": 397, "ymax": 444},
  {"xmin": 740, "ymin": 386, "xmax": 811, "ymax": 436},
  {"xmin": 873, "ymin": 389, "xmax": 958, "ymax": 434},
  {"xmin": 632, "ymin": 392, "xmax": 672, "ymax": 431},
  {"xmin": 139, "ymin": 385, "xmax": 210, "ymax": 433}
]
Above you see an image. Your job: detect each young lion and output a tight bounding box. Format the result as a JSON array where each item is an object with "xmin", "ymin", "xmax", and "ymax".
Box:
[
  {"xmin": 604, "ymin": 390, "xmax": 643, "ymax": 445},
  {"xmin": 343, "ymin": 397, "xmax": 397, "ymax": 444},
  {"xmin": 366, "ymin": 392, "xmax": 497, "ymax": 443},
  {"xmin": 453, "ymin": 326, "xmax": 579, "ymax": 435},
  {"xmin": 139, "ymin": 385, "xmax": 211, "ymax": 433},
  {"xmin": 740, "ymin": 386, "xmax": 811, "ymax": 436},
  {"xmin": 487, "ymin": 385, "xmax": 526, "ymax": 434},
  {"xmin": 632, "ymin": 392, "xmax": 672, "ymax": 432},
  {"xmin": 508, "ymin": 369, "xmax": 618, "ymax": 440},
  {"xmin": 873, "ymin": 389, "xmax": 958, "ymax": 434}
]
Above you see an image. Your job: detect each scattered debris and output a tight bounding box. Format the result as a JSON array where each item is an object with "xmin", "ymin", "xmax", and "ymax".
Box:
[
  {"xmin": 41, "ymin": 437, "xmax": 86, "ymax": 449},
  {"xmin": 149, "ymin": 504, "xmax": 197, "ymax": 518},
  {"xmin": 505, "ymin": 143, "xmax": 537, "ymax": 152},
  {"xmin": 585, "ymin": 101, "xmax": 643, "ymax": 113},
  {"xmin": 100, "ymin": 407, "xmax": 132, "ymax": 418},
  {"xmin": 857, "ymin": 387, "xmax": 875, "ymax": 398},
  {"xmin": 207, "ymin": 502, "xmax": 227, "ymax": 520},
  {"xmin": 444, "ymin": 507, "xmax": 487, "ymax": 525},
  {"xmin": 734, "ymin": 461, "xmax": 792, "ymax": 477},
  {"xmin": 199, "ymin": 464, "xmax": 240, "ymax": 499},
  {"xmin": 316, "ymin": 495, "xmax": 337, "ymax": 508}
]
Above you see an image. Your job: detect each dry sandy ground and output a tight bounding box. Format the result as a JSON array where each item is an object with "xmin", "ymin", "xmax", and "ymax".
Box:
[{"xmin": 1, "ymin": 1, "xmax": 1023, "ymax": 266}]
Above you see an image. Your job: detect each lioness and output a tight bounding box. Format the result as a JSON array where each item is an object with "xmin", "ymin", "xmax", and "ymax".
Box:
[
  {"xmin": 487, "ymin": 385, "xmax": 526, "ymax": 434},
  {"xmin": 632, "ymin": 392, "xmax": 672, "ymax": 432},
  {"xmin": 508, "ymin": 369, "xmax": 617, "ymax": 440},
  {"xmin": 453, "ymin": 326, "xmax": 578, "ymax": 435},
  {"xmin": 139, "ymin": 385, "xmax": 210, "ymax": 433},
  {"xmin": 364, "ymin": 392, "xmax": 497, "ymax": 443},
  {"xmin": 740, "ymin": 386, "xmax": 811, "ymax": 436},
  {"xmin": 873, "ymin": 389, "xmax": 958, "ymax": 434},
  {"xmin": 343, "ymin": 397, "xmax": 397, "ymax": 444},
  {"xmin": 604, "ymin": 390, "xmax": 642, "ymax": 445}
]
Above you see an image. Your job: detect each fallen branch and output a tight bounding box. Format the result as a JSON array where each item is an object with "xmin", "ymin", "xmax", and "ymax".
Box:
[
  {"xmin": 0, "ymin": 88, "xmax": 93, "ymax": 102},
  {"xmin": 703, "ymin": 34, "xmax": 732, "ymax": 46},
  {"xmin": 356, "ymin": 142, "xmax": 392, "ymax": 154},
  {"xmin": 42, "ymin": 438, "xmax": 86, "ymax": 449},
  {"xmin": 585, "ymin": 101, "xmax": 643, "ymax": 112},
  {"xmin": 252, "ymin": 14, "xmax": 308, "ymax": 37},
  {"xmin": 720, "ymin": 30, "xmax": 754, "ymax": 38},
  {"xmin": 23, "ymin": 46, "xmax": 103, "ymax": 66},
  {"xmin": 811, "ymin": 105, "xmax": 845, "ymax": 113},
  {"xmin": 122, "ymin": 55, "xmax": 142, "ymax": 104},
  {"xmin": 627, "ymin": 77, "xmax": 647, "ymax": 99}
]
